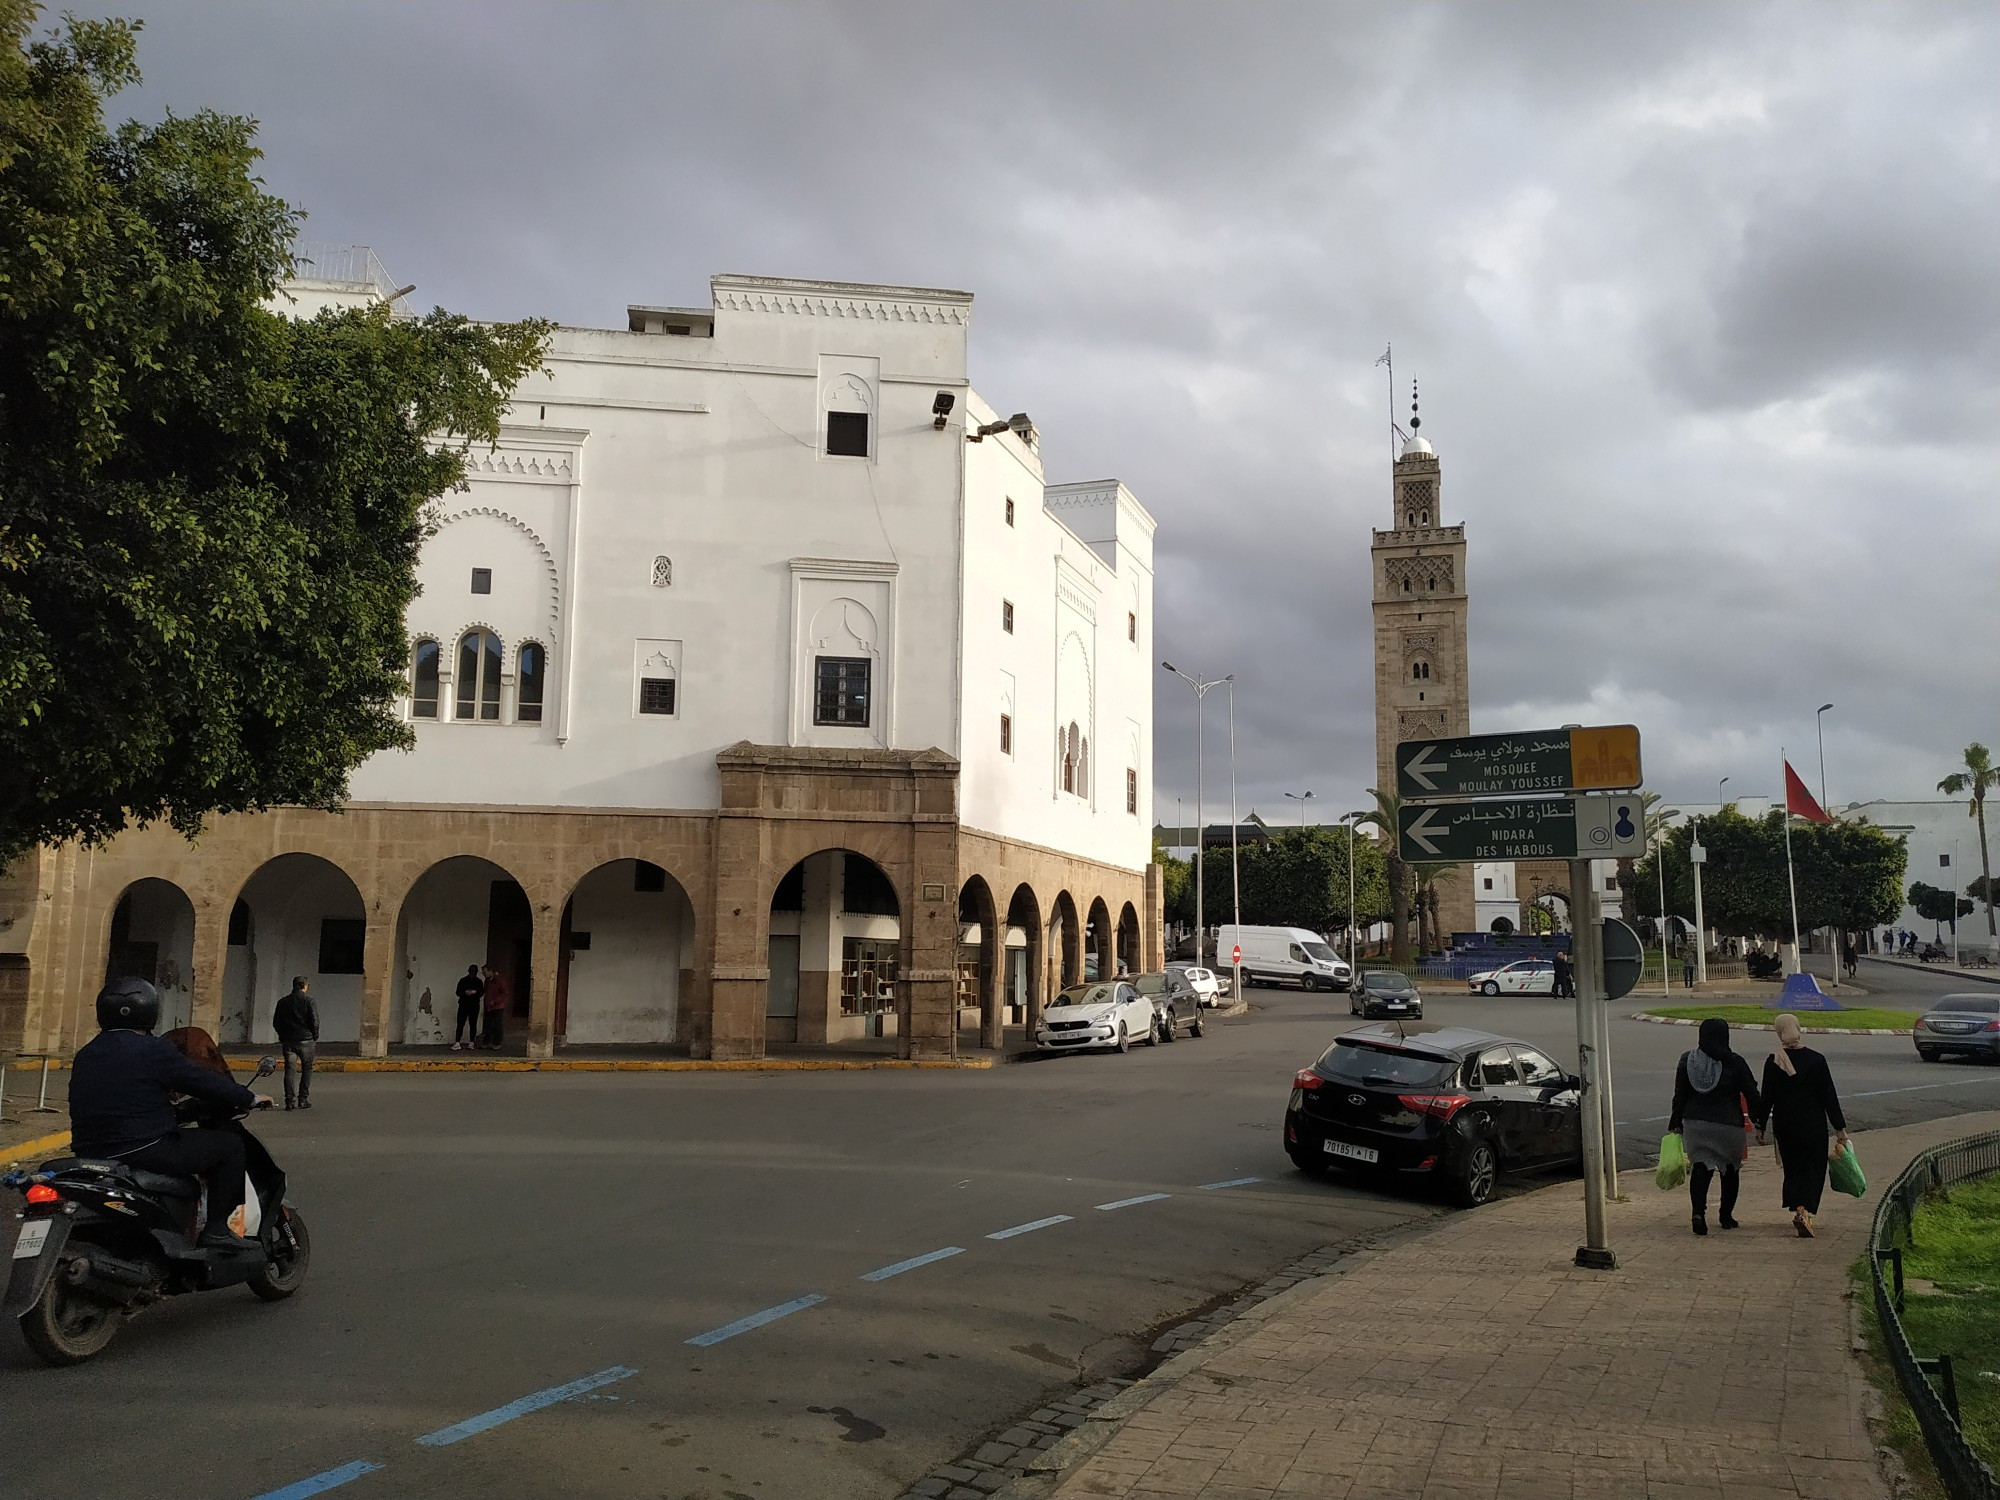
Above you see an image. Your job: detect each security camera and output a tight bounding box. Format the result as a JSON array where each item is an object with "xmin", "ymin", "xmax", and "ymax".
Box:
[{"xmin": 932, "ymin": 391, "xmax": 955, "ymax": 429}]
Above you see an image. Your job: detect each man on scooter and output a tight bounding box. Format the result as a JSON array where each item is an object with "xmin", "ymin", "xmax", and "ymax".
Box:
[{"xmin": 69, "ymin": 978, "xmax": 273, "ymax": 1249}]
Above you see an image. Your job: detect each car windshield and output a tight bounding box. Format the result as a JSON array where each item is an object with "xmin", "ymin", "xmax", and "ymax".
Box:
[
  {"xmin": 1301, "ymin": 941, "xmax": 1339, "ymax": 963},
  {"xmin": 1051, "ymin": 984, "xmax": 1119, "ymax": 1009},
  {"xmin": 1934, "ymin": 996, "xmax": 1999, "ymax": 1015},
  {"xmin": 1364, "ymin": 972, "xmax": 1414, "ymax": 993},
  {"xmin": 1316, "ymin": 1040, "xmax": 1456, "ymax": 1089}
]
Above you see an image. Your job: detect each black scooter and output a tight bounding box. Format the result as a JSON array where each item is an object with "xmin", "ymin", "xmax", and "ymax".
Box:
[{"xmin": 2, "ymin": 1057, "xmax": 311, "ymax": 1365}]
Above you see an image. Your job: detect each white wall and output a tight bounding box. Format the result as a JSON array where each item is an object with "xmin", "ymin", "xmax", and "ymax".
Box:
[
  {"xmin": 394, "ymin": 858, "xmax": 501, "ymax": 1045},
  {"xmin": 115, "ymin": 880, "xmax": 196, "ymax": 1033},
  {"xmin": 1841, "ymin": 800, "xmax": 1998, "ymax": 948},
  {"xmin": 562, "ymin": 861, "xmax": 689, "ymax": 1044}
]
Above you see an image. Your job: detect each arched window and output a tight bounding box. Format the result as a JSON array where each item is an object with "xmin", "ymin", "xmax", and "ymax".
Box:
[
  {"xmin": 455, "ymin": 630, "xmax": 502, "ymax": 721},
  {"xmin": 410, "ymin": 639, "xmax": 440, "ymax": 719},
  {"xmin": 517, "ymin": 642, "xmax": 546, "ymax": 724},
  {"xmin": 1402, "ymin": 578, "xmax": 1412, "ymax": 593},
  {"xmin": 1411, "ymin": 661, "xmax": 1430, "ymax": 681},
  {"xmin": 1061, "ymin": 724, "xmax": 1075, "ymax": 793}
]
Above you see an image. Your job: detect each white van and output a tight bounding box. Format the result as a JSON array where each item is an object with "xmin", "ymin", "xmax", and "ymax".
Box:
[{"xmin": 1218, "ymin": 925, "xmax": 1352, "ymax": 992}]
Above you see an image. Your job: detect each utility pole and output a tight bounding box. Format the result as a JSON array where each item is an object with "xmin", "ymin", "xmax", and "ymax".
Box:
[
  {"xmin": 1163, "ymin": 665, "xmax": 1230, "ymax": 976},
  {"xmin": 1819, "ymin": 703, "xmax": 1837, "ymax": 988},
  {"xmin": 1227, "ymin": 681, "xmax": 1242, "ymax": 1001},
  {"xmin": 1572, "ymin": 852, "xmax": 1614, "ymax": 1268}
]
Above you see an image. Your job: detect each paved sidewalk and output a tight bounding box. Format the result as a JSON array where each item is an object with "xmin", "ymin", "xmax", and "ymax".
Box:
[
  {"xmin": 1027, "ymin": 1111, "xmax": 2000, "ymax": 1500},
  {"xmin": 1862, "ymin": 952, "xmax": 1999, "ymax": 986}
]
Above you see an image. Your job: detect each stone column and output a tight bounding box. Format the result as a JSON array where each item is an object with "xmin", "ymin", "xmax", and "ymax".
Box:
[
  {"xmin": 977, "ymin": 913, "xmax": 1002, "ymax": 1051},
  {"xmin": 1143, "ymin": 864, "xmax": 1165, "ymax": 971},
  {"xmin": 795, "ymin": 852, "xmax": 840, "ymax": 1044},
  {"xmin": 188, "ymin": 895, "xmax": 230, "ymax": 1041},
  {"xmin": 525, "ymin": 900, "xmax": 562, "ymax": 1060},
  {"xmin": 899, "ymin": 786, "xmax": 961, "ymax": 1061},
  {"xmin": 356, "ymin": 913, "xmax": 397, "ymax": 1059},
  {"xmin": 707, "ymin": 810, "xmax": 770, "ymax": 1061}
]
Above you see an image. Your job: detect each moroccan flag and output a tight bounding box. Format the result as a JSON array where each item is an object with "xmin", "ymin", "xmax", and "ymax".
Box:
[{"xmin": 1784, "ymin": 759, "xmax": 1831, "ymax": 824}]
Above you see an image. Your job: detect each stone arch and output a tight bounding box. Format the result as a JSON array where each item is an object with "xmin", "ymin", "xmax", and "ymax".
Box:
[
  {"xmin": 221, "ymin": 854, "xmax": 368, "ymax": 1044},
  {"xmin": 556, "ymin": 860, "xmax": 696, "ymax": 1045},
  {"xmin": 104, "ymin": 878, "xmax": 198, "ymax": 1034},
  {"xmin": 431, "ymin": 504, "xmax": 562, "ymax": 644},
  {"xmin": 768, "ymin": 847, "xmax": 903, "ymax": 1045},
  {"xmin": 1005, "ymin": 883, "xmax": 1044, "ymax": 1035},
  {"xmin": 390, "ymin": 855, "xmax": 537, "ymax": 1047},
  {"xmin": 957, "ymin": 875, "xmax": 1001, "ymax": 1050},
  {"xmin": 1117, "ymin": 902, "xmax": 1142, "ymax": 976},
  {"xmin": 1050, "ymin": 890, "xmax": 1082, "ymax": 991},
  {"xmin": 1086, "ymin": 896, "xmax": 1114, "ymax": 981}
]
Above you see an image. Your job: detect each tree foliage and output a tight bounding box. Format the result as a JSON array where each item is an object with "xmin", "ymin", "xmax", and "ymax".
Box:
[
  {"xmin": 1908, "ymin": 882, "xmax": 1974, "ymax": 933},
  {"xmin": 0, "ymin": 5, "xmax": 551, "ymax": 865},
  {"xmin": 1939, "ymin": 742, "xmax": 1996, "ymax": 938},
  {"xmin": 1623, "ymin": 807, "xmax": 1907, "ymax": 939},
  {"xmin": 1192, "ymin": 826, "xmax": 1388, "ymax": 937}
]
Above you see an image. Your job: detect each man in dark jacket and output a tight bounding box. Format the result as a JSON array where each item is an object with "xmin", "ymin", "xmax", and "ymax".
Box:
[
  {"xmin": 272, "ymin": 977, "xmax": 320, "ymax": 1110},
  {"xmin": 71, "ymin": 977, "xmax": 268, "ymax": 1247},
  {"xmin": 452, "ymin": 964, "xmax": 485, "ymax": 1052}
]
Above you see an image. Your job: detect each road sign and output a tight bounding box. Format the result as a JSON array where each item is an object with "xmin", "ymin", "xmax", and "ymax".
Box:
[
  {"xmin": 1600, "ymin": 919, "xmax": 1643, "ymax": 1001},
  {"xmin": 1231, "ymin": 944, "xmax": 1242, "ymax": 965},
  {"xmin": 1397, "ymin": 794, "xmax": 1649, "ymax": 864},
  {"xmin": 1396, "ymin": 725, "xmax": 1642, "ymax": 802}
]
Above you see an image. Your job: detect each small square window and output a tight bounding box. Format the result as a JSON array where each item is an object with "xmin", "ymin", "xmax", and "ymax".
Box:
[
  {"xmin": 1483, "ymin": 877, "xmax": 1494, "ymax": 891},
  {"xmin": 814, "ymin": 656, "xmax": 871, "ymax": 726},
  {"xmin": 633, "ymin": 860, "xmax": 667, "ymax": 892},
  {"xmin": 1002, "ymin": 600, "xmax": 1014, "ymax": 634},
  {"xmin": 1126, "ymin": 768, "xmax": 1138, "ymax": 815},
  {"xmin": 1000, "ymin": 713, "xmax": 1012, "ymax": 754},
  {"xmin": 1004, "ymin": 497, "xmax": 1015, "ymax": 527},
  {"xmin": 826, "ymin": 410, "xmax": 869, "ymax": 457},
  {"xmin": 470, "ymin": 567, "xmax": 492, "ymax": 594},
  {"xmin": 639, "ymin": 677, "xmax": 677, "ymax": 716},
  {"xmin": 317, "ymin": 918, "xmax": 365, "ymax": 975},
  {"xmin": 1127, "ymin": 611, "xmax": 1137, "ymax": 642}
]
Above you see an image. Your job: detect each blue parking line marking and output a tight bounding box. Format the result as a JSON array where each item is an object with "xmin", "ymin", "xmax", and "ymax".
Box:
[
  {"xmin": 987, "ymin": 1214, "xmax": 1073, "ymax": 1240},
  {"xmin": 249, "ymin": 1459, "xmax": 385, "ymax": 1500},
  {"xmin": 685, "ymin": 1294, "xmax": 827, "ymax": 1346},
  {"xmin": 860, "ymin": 1246, "xmax": 965, "ymax": 1281},
  {"xmin": 1095, "ymin": 1193, "xmax": 1171, "ymax": 1211},
  {"xmin": 1200, "ymin": 1176, "xmax": 1262, "ymax": 1189},
  {"xmin": 416, "ymin": 1365, "xmax": 637, "ymax": 1447}
]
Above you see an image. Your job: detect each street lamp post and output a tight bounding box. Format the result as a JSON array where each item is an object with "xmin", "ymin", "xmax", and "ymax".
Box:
[
  {"xmin": 1226, "ymin": 680, "xmax": 1242, "ymax": 1000},
  {"xmin": 1163, "ymin": 664, "xmax": 1230, "ymax": 976},
  {"xmin": 1693, "ymin": 777, "xmax": 1728, "ymax": 984},
  {"xmin": 1818, "ymin": 703, "xmax": 1838, "ymax": 989},
  {"xmin": 1284, "ymin": 790, "xmax": 1315, "ymax": 828},
  {"xmin": 1657, "ymin": 809, "xmax": 1680, "ymax": 998},
  {"xmin": 1342, "ymin": 809, "xmax": 1367, "ymax": 974}
]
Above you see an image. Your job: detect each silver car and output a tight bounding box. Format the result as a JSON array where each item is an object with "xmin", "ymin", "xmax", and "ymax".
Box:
[
  {"xmin": 1035, "ymin": 982, "xmax": 1157, "ymax": 1054},
  {"xmin": 1913, "ymin": 993, "xmax": 2000, "ymax": 1063}
]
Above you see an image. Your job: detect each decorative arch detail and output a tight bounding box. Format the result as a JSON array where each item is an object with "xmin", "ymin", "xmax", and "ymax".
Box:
[{"xmin": 432, "ymin": 506, "xmax": 562, "ymax": 642}]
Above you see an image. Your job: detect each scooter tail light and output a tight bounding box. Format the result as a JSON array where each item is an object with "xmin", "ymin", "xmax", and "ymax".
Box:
[{"xmin": 24, "ymin": 1183, "xmax": 59, "ymax": 1206}]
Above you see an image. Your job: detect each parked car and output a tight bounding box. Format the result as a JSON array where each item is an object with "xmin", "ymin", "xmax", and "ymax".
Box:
[
  {"xmin": 1349, "ymin": 970, "xmax": 1424, "ymax": 1020},
  {"xmin": 1282, "ymin": 1023, "xmax": 1582, "ymax": 1207},
  {"xmin": 1466, "ymin": 958, "xmax": 1557, "ymax": 996},
  {"xmin": 1034, "ymin": 982, "xmax": 1157, "ymax": 1054},
  {"xmin": 1913, "ymin": 993, "xmax": 2000, "ymax": 1063},
  {"xmin": 1168, "ymin": 963, "xmax": 1225, "ymax": 1007},
  {"xmin": 1131, "ymin": 971, "xmax": 1207, "ymax": 1042},
  {"xmin": 1218, "ymin": 924, "xmax": 1353, "ymax": 992}
]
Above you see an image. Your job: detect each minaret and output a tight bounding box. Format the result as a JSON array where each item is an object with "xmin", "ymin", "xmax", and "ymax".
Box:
[{"xmin": 1371, "ymin": 384, "xmax": 1476, "ymax": 941}]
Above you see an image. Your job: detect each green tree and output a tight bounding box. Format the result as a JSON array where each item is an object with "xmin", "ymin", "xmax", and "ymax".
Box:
[
  {"xmin": 1360, "ymin": 787, "xmax": 1414, "ymax": 963},
  {"xmin": 0, "ymin": 5, "xmax": 551, "ymax": 866},
  {"xmin": 1154, "ymin": 837, "xmax": 1193, "ymax": 929},
  {"xmin": 1909, "ymin": 882, "xmax": 1974, "ymax": 939},
  {"xmin": 1939, "ymin": 743, "xmax": 1996, "ymax": 944},
  {"xmin": 1193, "ymin": 825, "xmax": 1388, "ymax": 940}
]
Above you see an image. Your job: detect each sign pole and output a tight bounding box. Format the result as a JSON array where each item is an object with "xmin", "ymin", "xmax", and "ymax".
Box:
[{"xmin": 1571, "ymin": 856, "xmax": 1615, "ymax": 1268}]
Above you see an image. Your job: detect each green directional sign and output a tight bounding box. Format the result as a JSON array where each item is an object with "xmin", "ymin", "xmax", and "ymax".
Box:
[
  {"xmin": 1396, "ymin": 795, "xmax": 1649, "ymax": 864},
  {"xmin": 1396, "ymin": 725, "xmax": 1642, "ymax": 802}
]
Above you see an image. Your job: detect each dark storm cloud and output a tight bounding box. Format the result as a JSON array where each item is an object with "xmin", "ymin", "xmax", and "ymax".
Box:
[{"xmin": 111, "ymin": 0, "xmax": 1999, "ymax": 816}]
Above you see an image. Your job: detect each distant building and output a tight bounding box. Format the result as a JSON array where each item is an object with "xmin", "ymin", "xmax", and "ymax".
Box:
[
  {"xmin": 1839, "ymin": 800, "xmax": 1997, "ymax": 949},
  {"xmin": 3, "ymin": 268, "xmax": 1162, "ymax": 1061}
]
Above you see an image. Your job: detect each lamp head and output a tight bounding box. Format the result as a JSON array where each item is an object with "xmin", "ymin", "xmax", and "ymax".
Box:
[{"xmin": 1818, "ymin": 702, "xmax": 1834, "ymax": 714}]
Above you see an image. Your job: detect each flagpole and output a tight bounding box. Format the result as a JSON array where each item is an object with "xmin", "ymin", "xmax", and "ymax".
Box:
[{"xmin": 1783, "ymin": 749, "xmax": 1803, "ymax": 976}]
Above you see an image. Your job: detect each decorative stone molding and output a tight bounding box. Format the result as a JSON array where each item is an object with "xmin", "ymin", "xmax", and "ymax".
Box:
[
  {"xmin": 1398, "ymin": 709, "xmax": 1450, "ymax": 739},
  {"xmin": 1384, "ymin": 555, "xmax": 1456, "ymax": 592},
  {"xmin": 434, "ymin": 506, "xmax": 562, "ymax": 642},
  {"xmin": 714, "ymin": 286, "xmax": 968, "ymax": 327},
  {"xmin": 1372, "ymin": 524, "xmax": 1465, "ymax": 545},
  {"xmin": 462, "ymin": 448, "xmax": 575, "ymax": 481}
]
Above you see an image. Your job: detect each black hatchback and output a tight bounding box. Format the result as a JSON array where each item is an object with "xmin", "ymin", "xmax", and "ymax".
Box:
[{"xmin": 1283, "ymin": 1024, "xmax": 1582, "ymax": 1207}]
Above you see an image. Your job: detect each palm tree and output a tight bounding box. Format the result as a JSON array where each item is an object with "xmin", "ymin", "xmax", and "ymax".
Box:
[
  {"xmin": 1414, "ymin": 863, "xmax": 1460, "ymax": 955},
  {"xmin": 1361, "ymin": 787, "xmax": 1413, "ymax": 963},
  {"xmin": 1940, "ymin": 743, "xmax": 1996, "ymax": 945}
]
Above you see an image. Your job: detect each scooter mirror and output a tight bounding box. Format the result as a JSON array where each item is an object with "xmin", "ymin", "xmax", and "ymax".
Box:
[{"xmin": 254, "ymin": 1056, "xmax": 278, "ymax": 1080}]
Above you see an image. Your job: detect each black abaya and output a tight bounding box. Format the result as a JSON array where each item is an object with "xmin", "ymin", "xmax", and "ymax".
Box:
[{"xmin": 1757, "ymin": 1046, "xmax": 1846, "ymax": 1214}]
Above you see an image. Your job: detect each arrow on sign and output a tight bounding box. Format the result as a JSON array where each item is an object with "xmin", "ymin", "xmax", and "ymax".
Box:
[
  {"xmin": 1403, "ymin": 744, "xmax": 1447, "ymax": 792},
  {"xmin": 1404, "ymin": 806, "xmax": 1450, "ymax": 856}
]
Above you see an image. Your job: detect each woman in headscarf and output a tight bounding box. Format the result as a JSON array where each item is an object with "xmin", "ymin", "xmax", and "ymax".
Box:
[
  {"xmin": 1754, "ymin": 1013, "xmax": 1848, "ymax": 1238},
  {"xmin": 1668, "ymin": 1018, "xmax": 1762, "ymax": 1235}
]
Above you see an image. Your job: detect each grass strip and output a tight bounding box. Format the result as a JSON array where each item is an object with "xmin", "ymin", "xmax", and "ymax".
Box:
[
  {"xmin": 1898, "ymin": 1173, "xmax": 2000, "ymax": 1472},
  {"xmin": 1642, "ymin": 1003, "xmax": 1918, "ymax": 1031}
]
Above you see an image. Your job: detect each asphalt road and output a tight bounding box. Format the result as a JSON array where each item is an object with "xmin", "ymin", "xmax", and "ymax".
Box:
[{"xmin": 5, "ymin": 959, "xmax": 1996, "ymax": 1500}]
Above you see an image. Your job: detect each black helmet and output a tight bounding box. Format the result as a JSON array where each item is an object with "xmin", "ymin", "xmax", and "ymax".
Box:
[{"xmin": 96, "ymin": 976, "xmax": 161, "ymax": 1033}]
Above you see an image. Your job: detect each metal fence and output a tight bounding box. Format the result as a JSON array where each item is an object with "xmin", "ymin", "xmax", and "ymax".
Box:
[{"xmin": 1870, "ymin": 1129, "xmax": 2000, "ymax": 1500}]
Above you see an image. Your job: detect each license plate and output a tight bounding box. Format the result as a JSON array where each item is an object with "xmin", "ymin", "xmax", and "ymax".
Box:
[
  {"xmin": 1385, "ymin": 1001, "xmax": 1408, "ymax": 1010},
  {"xmin": 12, "ymin": 1220, "xmax": 51, "ymax": 1258},
  {"xmin": 1323, "ymin": 1139, "xmax": 1379, "ymax": 1164}
]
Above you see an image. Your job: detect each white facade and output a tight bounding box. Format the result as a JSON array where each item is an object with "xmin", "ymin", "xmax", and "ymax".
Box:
[
  {"xmin": 342, "ymin": 273, "xmax": 1154, "ymax": 873},
  {"xmin": 1839, "ymin": 800, "xmax": 1998, "ymax": 950}
]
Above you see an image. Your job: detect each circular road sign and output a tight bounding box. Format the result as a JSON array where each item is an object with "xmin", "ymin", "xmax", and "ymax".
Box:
[{"xmin": 1232, "ymin": 944, "xmax": 1242, "ymax": 965}]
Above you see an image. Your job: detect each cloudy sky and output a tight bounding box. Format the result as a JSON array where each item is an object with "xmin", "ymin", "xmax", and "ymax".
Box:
[{"xmin": 116, "ymin": 1, "xmax": 1998, "ymax": 821}]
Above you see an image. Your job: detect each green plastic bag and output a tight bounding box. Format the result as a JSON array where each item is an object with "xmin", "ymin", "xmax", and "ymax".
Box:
[
  {"xmin": 1656, "ymin": 1132, "xmax": 1688, "ymax": 1191},
  {"xmin": 1829, "ymin": 1141, "xmax": 1867, "ymax": 1198}
]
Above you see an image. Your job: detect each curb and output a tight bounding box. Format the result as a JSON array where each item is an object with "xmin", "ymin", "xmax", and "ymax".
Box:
[
  {"xmin": 2, "ymin": 1130, "xmax": 72, "ymax": 1167},
  {"xmin": 1631, "ymin": 1012, "xmax": 1910, "ymax": 1037}
]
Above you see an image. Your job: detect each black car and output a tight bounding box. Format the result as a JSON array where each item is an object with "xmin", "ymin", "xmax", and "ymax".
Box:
[
  {"xmin": 1131, "ymin": 971, "xmax": 1206, "ymax": 1042},
  {"xmin": 1913, "ymin": 993, "xmax": 2000, "ymax": 1062},
  {"xmin": 1349, "ymin": 970, "xmax": 1424, "ymax": 1020},
  {"xmin": 1283, "ymin": 1023, "xmax": 1582, "ymax": 1207}
]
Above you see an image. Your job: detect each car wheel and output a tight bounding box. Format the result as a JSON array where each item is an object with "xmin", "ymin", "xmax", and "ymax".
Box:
[
  {"xmin": 1161, "ymin": 1013, "xmax": 1178, "ymax": 1043},
  {"xmin": 1287, "ymin": 1148, "xmax": 1328, "ymax": 1177},
  {"xmin": 1454, "ymin": 1139, "xmax": 1498, "ymax": 1208},
  {"xmin": 1189, "ymin": 1016, "xmax": 1204, "ymax": 1038},
  {"xmin": 1115, "ymin": 1022, "xmax": 1128, "ymax": 1054},
  {"xmin": 1145, "ymin": 1013, "xmax": 1162, "ymax": 1046},
  {"xmin": 1481, "ymin": 981, "xmax": 1500, "ymax": 996},
  {"xmin": 1917, "ymin": 1048, "xmax": 1940, "ymax": 1063},
  {"xmin": 1349, "ymin": 997, "xmax": 1360, "ymax": 1015},
  {"xmin": 1301, "ymin": 974, "xmax": 1318, "ymax": 992}
]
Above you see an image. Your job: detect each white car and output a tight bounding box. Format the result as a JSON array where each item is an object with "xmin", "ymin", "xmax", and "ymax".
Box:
[
  {"xmin": 1168, "ymin": 964, "xmax": 1225, "ymax": 1006},
  {"xmin": 1036, "ymin": 982, "xmax": 1158, "ymax": 1053},
  {"xmin": 1466, "ymin": 958, "xmax": 1558, "ymax": 996}
]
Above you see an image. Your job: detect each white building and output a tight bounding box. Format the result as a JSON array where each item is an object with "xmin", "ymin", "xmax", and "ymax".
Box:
[
  {"xmin": 1839, "ymin": 800, "xmax": 1998, "ymax": 953},
  {"xmin": 6, "ymin": 270, "xmax": 1162, "ymax": 1062}
]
